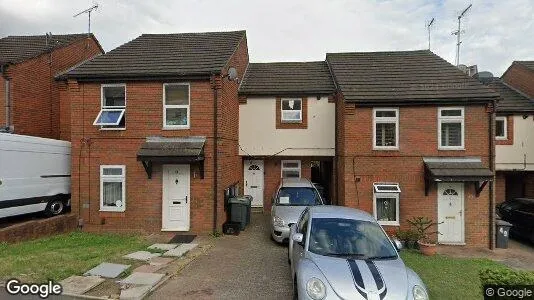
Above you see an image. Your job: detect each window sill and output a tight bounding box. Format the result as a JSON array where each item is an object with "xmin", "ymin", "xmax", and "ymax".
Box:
[
  {"xmin": 438, "ymin": 147, "xmax": 465, "ymax": 151},
  {"xmin": 373, "ymin": 147, "xmax": 399, "ymax": 151},
  {"xmin": 495, "ymin": 137, "xmax": 507, "ymax": 141},
  {"xmin": 162, "ymin": 126, "xmax": 190, "ymax": 130},
  {"xmin": 99, "ymin": 127, "xmax": 126, "ymax": 131},
  {"xmin": 280, "ymin": 120, "xmax": 302, "ymax": 124},
  {"xmin": 100, "ymin": 208, "xmax": 125, "ymax": 213},
  {"xmin": 378, "ymin": 221, "xmax": 400, "ymax": 226}
]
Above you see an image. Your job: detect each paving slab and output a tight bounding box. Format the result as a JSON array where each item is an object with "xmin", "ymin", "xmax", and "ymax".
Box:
[
  {"xmin": 123, "ymin": 251, "xmax": 161, "ymax": 261},
  {"xmin": 148, "ymin": 243, "xmax": 178, "ymax": 251},
  {"xmin": 60, "ymin": 275, "xmax": 105, "ymax": 295},
  {"xmin": 84, "ymin": 262, "xmax": 131, "ymax": 278},
  {"xmin": 163, "ymin": 243, "xmax": 198, "ymax": 257},
  {"xmin": 119, "ymin": 272, "xmax": 165, "ymax": 286},
  {"xmin": 132, "ymin": 264, "xmax": 164, "ymax": 273},
  {"xmin": 149, "ymin": 257, "xmax": 174, "ymax": 266},
  {"xmin": 120, "ymin": 284, "xmax": 152, "ymax": 300}
]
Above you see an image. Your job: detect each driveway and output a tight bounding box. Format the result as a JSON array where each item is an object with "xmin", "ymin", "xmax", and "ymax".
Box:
[{"xmin": 149, "ymin": 213, "xmax": 292, "ymax": 300}]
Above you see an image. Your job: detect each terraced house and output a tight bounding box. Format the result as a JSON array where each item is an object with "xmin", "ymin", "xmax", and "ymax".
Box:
[
  {"xmin": 0, "ymin": 34, "xmax": 103, "ymax": 140},
  {"xmin": 60, "ymin": 30, "xmax": 500, "ymax": 248}
]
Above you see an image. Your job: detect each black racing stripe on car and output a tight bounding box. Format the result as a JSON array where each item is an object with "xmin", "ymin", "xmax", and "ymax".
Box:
[
  {"xmin": 366, "ymin": 260, "xmax": 387, "ymax": 300},
  {"xmin": 347, "ymin": 259, "xmax": 367, "ymax": 300}
]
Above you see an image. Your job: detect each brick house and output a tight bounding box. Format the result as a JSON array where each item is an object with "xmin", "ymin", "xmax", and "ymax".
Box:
[
  {"xmin": 326, "ymin": 51, "xmax": 499, "ymax": 247},
  {"xmin": 493, "ymin": 62, "xmax": 534, "ymax": 202},
  {"xmin": 60, "ymin": 31, "xmax": 248, "ymax": 234},
  {"xmin": 238, "ymin": 62, "xmax": 336, "ymax": 210},
  {"xmin": 0, "ymin": 34, "xmax": 103, "ymax": 140}
]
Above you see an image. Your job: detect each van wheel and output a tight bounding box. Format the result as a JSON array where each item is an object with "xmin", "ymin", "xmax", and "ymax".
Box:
[{"xmin": 44, "ymin": 199, "xmax": 64, "ymax": 217}]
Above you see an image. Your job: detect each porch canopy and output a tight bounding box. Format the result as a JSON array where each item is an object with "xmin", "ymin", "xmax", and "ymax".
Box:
[
  {"xmin": 423, "ymin": 157, "xmax": 493, "ymax": 197},
  {"xmin": 137, "ymin": 136, "xmax": 205, "ymax": 179}
]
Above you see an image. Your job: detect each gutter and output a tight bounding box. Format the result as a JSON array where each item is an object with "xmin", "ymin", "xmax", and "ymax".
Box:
[
  {"xmin": 489, "ymin": 98, "xmax": 496, "ymax": 250},
  {"xmin": 1, "ymin": 64, "xmax": 11, "ymax": 132},
  {"xmin": 211, "ymin": 75, "xmax": 219, "ymax": 233}
]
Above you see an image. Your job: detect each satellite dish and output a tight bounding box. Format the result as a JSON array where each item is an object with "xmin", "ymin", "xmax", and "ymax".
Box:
[
  {"xmin": 474, "ymin": 71, "xmax": 494, "ymax": 84},
  {"xmin": 457, "ymin": 64, "xmax": 468, "ymax": 74},
  {"xmin": 228, "ymin": 67, "xmax": 238, "ymax": 81}
]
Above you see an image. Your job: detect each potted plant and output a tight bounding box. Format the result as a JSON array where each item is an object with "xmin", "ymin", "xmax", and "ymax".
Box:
[
  {"xmin": 407, "ymin": 216, "xmax": 440, "ymax": 256},
  {"xmin": 394, "ymin": 229, "xmax": 420, "ymax": 249}
]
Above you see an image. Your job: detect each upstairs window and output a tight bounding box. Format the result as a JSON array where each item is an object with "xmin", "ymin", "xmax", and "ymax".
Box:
[
  {"xmin": 100, "ymin": 165, "xmax": 126, "ymax": 212},
  {"xmin": 373, "ymin": 183, "xmax": 401, "ymax": 226},
  {"xmin": 163, "ymin": 83, "xmax": 190, "ymax": 129},
  {"xmin": 281, "ymin": 160, "xmax": 301, "ymax": 178},
  {"xmin": 496, "ymin": 116, "xmax": 507, "ymax": 140},
  {"xmin": 438, "ymin": 107, "xmax": 464, "ymax": 150},
  {"xmin": 373, "ymin": 108, "xmax": 399, "ymax": 149},
  {"xmin": 94, "ymin": 84, "xmax": 126, "ymax": 129},
  {"xmin": 281, "ymin": 99, "xmax": 302, "ymax": 123}
]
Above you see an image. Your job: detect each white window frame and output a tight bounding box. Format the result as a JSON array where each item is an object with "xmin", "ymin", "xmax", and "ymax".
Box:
[
  {"xmin": 281, "ymin": 98, "xmax": 302, "ymax": 123},
  {"xmin": 373, "ymin": 108, "xmax": 399, "ymax": 150},
  {"xmin": 281, "ymin": 160, "xmax": 301, "ymax": 178},
  {"xmin": 100, "ymin": 165, "xmax": 126, "ymax": 212},
  {"xmin": 495, "ymin": 116, "xmax": 507, "ymax": 140},
  {"xmin": 373, "ymin": 183, "xmax": 400, "ymax": 226},
  {"xmin": 438, "ymin": 107, "xmax": 465, "ymax": 150},
  {"xmin": 98, "ymin": 84, "xmax": 126, "ymax": 131},
  {"xmin": 163, "ymin": 83, "xmax": 190, "ymax": 130}
]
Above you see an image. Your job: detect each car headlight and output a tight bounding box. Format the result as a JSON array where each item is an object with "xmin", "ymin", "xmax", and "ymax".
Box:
[
  {"xmin": 413, "ymin": 285, "xmax": 428, "ymax": 300},
  {"xmin": 306, "ymin": 277, "xmax": 326, "ymax": 300},
  {"xmin": 272, "ymin": 215, "xmax": 285, "ymax": 227}
]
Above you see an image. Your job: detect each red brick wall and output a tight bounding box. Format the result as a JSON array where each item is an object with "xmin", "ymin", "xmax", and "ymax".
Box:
[
  {"xmin": 0, "ymin": 214, "xmax": 77, "ymax": 244},
  {"xmin": 261, "ymin": 156, "xmax": 312, "ymax": 212},
  {"xmin": 0, "ymin": 76, "xmax": 4, "ymax": 127},
  {"xmin": 502, "ymin": 63, "xmax": 534, "ymax": 99},
  {"xmin": 337, "ymin": 105, "xmax": 492, "ymax": 247},
  {"xmin": 4, "ymin": 36, "xmax": 101, "ymax": 140},
  {"xmin": 495, "ymin": 172, "xmax": 506, "ymax": 204},
  {"xmin": 69, "ymin": 35, "xmax": 248, "ymax": 234}
]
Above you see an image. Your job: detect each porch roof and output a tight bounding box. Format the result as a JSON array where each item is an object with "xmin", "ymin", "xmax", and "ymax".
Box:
[
  {"xmin": 423, "ymin": 157, "xmax": 494, "ymax": 182},
  {"xmin": 136, "ymin": 136, "xmax": 205, "ymax": 178}
]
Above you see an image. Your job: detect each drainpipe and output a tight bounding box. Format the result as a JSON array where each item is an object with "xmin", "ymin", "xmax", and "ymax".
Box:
[
  {"xmin": 489, "ymin": 98, "xmax": 496, "ymax": 250},
  {"xmin": 211, "ymin": 75, "xmax": 219, "ymax": 234},
  {"xmin": 1, "ymin": 64, "xmax": 11, "ymax": 132}
]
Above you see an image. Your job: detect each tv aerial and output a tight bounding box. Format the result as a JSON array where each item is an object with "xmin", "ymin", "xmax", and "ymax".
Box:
[
  {"xmin": 74, "ymin": 4, "xmax": 99, "ymax": 34},
  {"xmin": 452, "ymin": 4, "xmax": 472, "ymax": 66}
]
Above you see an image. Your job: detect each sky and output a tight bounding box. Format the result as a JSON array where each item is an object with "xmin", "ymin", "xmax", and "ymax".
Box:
[{"xmin": 1, "ymin": 0, "xmax": 533, "ymax": 76}]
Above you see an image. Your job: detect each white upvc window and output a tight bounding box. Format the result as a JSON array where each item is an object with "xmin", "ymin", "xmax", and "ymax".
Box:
[
  {"xmin": 281, "ymin": 160, "xmax": 301, "ymax": 178},
  {"xmin": 281, "ymin": 98, "xmax": 302, "ymax": 123},
  {"xmin": 94, "ymin": 84, "xmax": 126, "ymax": 130},
  {"xmin": 438, "ymin": 107, "xmax": 464, "ymax": 150},
  {"xmin": 373, "ymin": 183, "xmax": 400, "ymax": 226},
  {"xmin": 163, "ymin": 83, "xmax": 190, "ymax": 129},
  {"xmin": 496, "ymin": 116, "xmax": 507, "ymax": 140},
  {"xmin": 373, "ymin": 108, "xmax": 399, "ymax": 150},
  {"xmin": 100, "ymin": 165, "xmax": 126, "ymax": 212}
]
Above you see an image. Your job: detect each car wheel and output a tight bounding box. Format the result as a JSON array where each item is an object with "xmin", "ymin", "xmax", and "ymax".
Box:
[
  {"xmin": 293, "ymin": 276, "xmax": 298, "ymax": 300},
  {"xmin": 44, "ymin": 199, "xmax": 64, "ymax": 217}
]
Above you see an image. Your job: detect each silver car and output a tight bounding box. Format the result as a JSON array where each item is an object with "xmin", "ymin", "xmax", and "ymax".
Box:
[
  {"xmin": 271, "ymin": 178, "xmax": 324, "ymax": 243},
  {"xmin": 289, "ymin": 206, "xmax": 428, "ymax": 300}
]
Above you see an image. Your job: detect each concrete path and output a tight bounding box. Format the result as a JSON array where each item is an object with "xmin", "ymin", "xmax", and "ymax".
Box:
[{"xmin": 149, "ymin": 213, "xmax": 292, "ymax": 300}]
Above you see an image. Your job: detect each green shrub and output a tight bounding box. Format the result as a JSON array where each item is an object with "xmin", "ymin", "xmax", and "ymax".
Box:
[{"xmin": 480, "ymin": 267, "xmax": 534, "ymax": 285}]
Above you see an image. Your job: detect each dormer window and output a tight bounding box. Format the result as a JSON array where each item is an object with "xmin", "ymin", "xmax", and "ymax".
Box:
[{"xmin": 94, "ymin": 84, "xmax": 126, "ymax": 129}]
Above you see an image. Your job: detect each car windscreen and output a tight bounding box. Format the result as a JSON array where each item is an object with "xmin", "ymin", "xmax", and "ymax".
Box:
[
  {"xmin": 308, "ymin": 218, "xmax": 397, "ymax": 259},
  {"xmin": 276, "ymin": 187, "xmax": 322, "ymax": 206}
]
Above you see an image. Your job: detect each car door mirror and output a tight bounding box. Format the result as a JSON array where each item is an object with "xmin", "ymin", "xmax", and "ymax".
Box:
[
  {"xmin": 292, "ymin": 233, "xmax": 303, "ymax": 245},
  {"xmin": 392, "ymin": 238, "xmax": 403, "ymax": 251}
]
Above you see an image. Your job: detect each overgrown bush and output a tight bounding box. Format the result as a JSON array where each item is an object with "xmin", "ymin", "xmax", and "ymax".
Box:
[{"xmin": 480, "ymin": 267, "xmax": 534, "ymax": 285}]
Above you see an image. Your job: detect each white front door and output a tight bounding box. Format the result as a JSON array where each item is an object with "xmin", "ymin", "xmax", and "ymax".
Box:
[
  {"xmin": 244, "ymin": 160, "xmax": 264, "ymax": 207},
  {"xmin": 437, "ymin": 182, "xmax": 464, "ymax": 244},
  {"xmin": 162, "ymin": 165, "xmax": 190, "ymax": 231}
]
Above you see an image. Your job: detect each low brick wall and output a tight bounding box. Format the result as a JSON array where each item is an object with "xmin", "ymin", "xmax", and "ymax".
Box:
[{"xmin": 0, "ymin": 214, "xmax": 77, "ymax": 243}]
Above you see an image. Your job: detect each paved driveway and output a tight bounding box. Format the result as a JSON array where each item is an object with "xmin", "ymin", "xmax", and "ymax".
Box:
[{"xmin": 149, "ymin": 213, "xmax": 292, "ymax": 300}]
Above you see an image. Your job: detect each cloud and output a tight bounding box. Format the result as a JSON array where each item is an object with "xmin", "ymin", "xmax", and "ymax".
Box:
[{"xmin": 0, "ymin": 0, "xmax": 532, "ymax": 75}]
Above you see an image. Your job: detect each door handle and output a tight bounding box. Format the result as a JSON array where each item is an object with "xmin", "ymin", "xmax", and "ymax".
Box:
[
  {"xmin": 246, "ymin": 180, "xmax": 248, "ymax": 187},
  {"xmin": 175, "ymin": 179, "xmax": 179, "ymax": 184},
  {"xmin": 173, "ymin": 201, "xmax": 181, "ymax": 205},
  {"xmin": 185, "ymin": 196, "xmax": 188, "ymax": 204}
]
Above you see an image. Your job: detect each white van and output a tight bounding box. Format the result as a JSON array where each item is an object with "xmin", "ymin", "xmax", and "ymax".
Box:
[{"xmin": 0, "ymin": 133, "xmax": 71, "ymax": 218}]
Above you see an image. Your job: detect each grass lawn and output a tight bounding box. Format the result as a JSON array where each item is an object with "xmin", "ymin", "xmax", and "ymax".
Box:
[
  {"xmin": 0, "ymin": 231, "xmax": 150, "ymax": 283},
  {"xmin": 401, "ymin": 250, "xmax": 508, "ymax": 299}
]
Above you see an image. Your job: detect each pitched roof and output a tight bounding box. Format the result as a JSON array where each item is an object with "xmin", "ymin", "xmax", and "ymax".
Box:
[
  {"xmin": 486, "ymin": 78, "xmax": 534, "ymax": 113},
  {"xmin": 65, "ymin": 30, "xmax": 246, "ymax": 80},
  {"xmin": 326, "ymin": 50, "xmax": 499, "ymax": 105},
  {"xmin": 516, "ymin": 61, "xmax": 534, "ymax": 71},
  {"xmin": 0, "ymin": 34, "xmax": 95, "ymax": 65},
  {"xmin": 238, "ymin": 61, "xmax": 335, "ymax": 96}
]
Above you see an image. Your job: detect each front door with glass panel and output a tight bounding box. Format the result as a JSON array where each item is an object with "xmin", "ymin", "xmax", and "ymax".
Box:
[
  {"xmin": 437, "ymin": 182, "xmax": 464, "ymax": 244},
  {"xmin": 244, "ymin": 160, "xmax": 264, "ymax": 207},
  {"xmin": 162, "ymin": 165, "xmax": 190, "ymax": 231}
]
